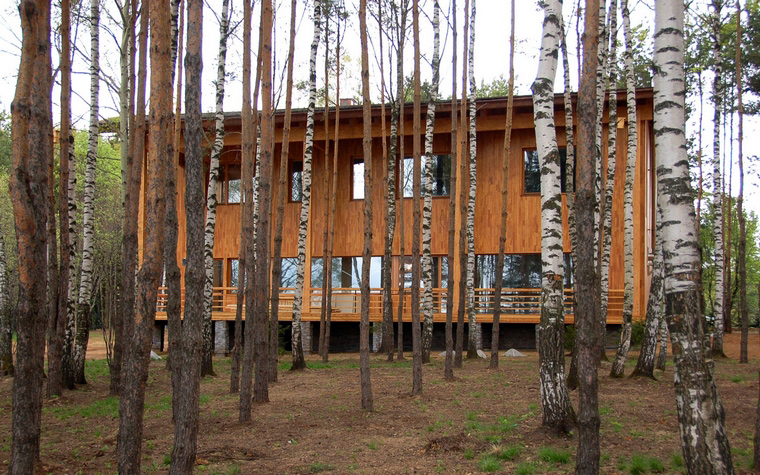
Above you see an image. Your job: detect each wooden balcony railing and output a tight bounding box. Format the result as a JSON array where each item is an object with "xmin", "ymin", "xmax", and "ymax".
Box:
[{"xmin": 156, "ymin": 286, "xmax": 624, "ymax": 319}]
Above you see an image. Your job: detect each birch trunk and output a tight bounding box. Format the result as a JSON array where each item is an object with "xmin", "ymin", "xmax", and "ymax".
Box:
[
  {"xmin": 444, "ymin": 0, "xmax": 458, "ymax": 380},
  {"xmin": 631, "ymin": 217, "xmax": 663, "ymax": 379},
  {"xmin": 595, "ymin": 1, "xmax": 609, "ymax": 359},
  {"xmin": 656, "ymin": 316, "xmax": 668, "ymax": 371},
  {"xmin": 421, "ymin": 2, "xmax": 440, "ymax": 364},
  {"xmin": 74, "ymin": 0, "xmax": 101, "ymax": 384},
  {"xmin": 491, "ymin": 0, "xmax": 515, "ymax": 369},
  {"xmin": 201, "ymin": 0, "xmax": 231, "ymax": 377},
  {"xmin": 291, "ymin": 0, "xmax": 321, "ymax": 371},
  {"xmin": 533, "ymin": 0, "xmax": 575, "ymax": 434},
  {"xmin": 396, "ymin": 3, "xmax": 408, "ymax": 361},
  {"xmin": 711, "ymin": 0, "xmax": 726, "ymax": 358},
  {"xmin": 653, "ymin": 2, "xmax": 734, "ymax": 470},
  {"xmin": 359, "ymin": 0, "xmax": 374, "ymax": 410},
  {"xmin": 117, "ymin": 0, "xmax": 171, "ymax": 469},
  {"xmin": 170, "ymin": 0, "xmax": 204, "ymax": 468},
  {"xmin": 0, "ymin": 231, "xmax": 10, "ymax": 375},
  {"xmin": 9, "ymin": 2, "xmax": 52, "ymax": 470},
  {"xmin": 736, "ymin": 0, "xmax": 747, "ymax": 365},
  {"xmin": 466, "ymin": 0, "xmax": 479, "ymax": 358}
]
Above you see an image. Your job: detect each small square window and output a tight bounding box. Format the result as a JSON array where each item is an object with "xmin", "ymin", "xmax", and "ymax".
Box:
[
  {"xmin": 402, "ymin": 155, "xmax": 451, "ymax": 198},
  {"xmin": 524, "ymin": 148, "xmax": 571, "ymax": 193}
]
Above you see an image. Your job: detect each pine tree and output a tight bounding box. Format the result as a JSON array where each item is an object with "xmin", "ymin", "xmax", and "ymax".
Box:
[
  {"xmin": 736, "ymin": 0, "xmax": 748, "ymax": 365},
  {"xmin": 411, "ymin": 0, "xmax": 423, "ymax": 393},
  {"xmin": 0, "ymin": 231, "xmax": 10, "ymax": 376}
]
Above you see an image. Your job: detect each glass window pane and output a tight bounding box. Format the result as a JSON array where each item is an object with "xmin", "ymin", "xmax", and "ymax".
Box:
[
  {"xmin": 227, "ymin": 164, "xmax": 241, "ymax": 203},
  {"xmin": 290, "ymin": 161, "xmax": 303, "ymax": 202},
  {"xmin": 402, "ymin": 157, "xmax": 414, "ymax": 198},
  {"xmin": 230, "ymin": 259, "xmax": 239, "ymax": 287},
  {"xmin": 352, "ymin": 159, "xmax": 364, "ymax": 200},
  {"xmin": 280, "ymin": 258, "xmax": 298, "ymax": 289},
  {"xmin": 524, "ymin": 150, "xmax": 540, "ymax": 193},
  {"xmin": 432, "ymin": 154, "xmax": 451, "ymax": 196},
  {"xmin": 216, "ymin": 165, "xmax": 226, "ymax": 203}
]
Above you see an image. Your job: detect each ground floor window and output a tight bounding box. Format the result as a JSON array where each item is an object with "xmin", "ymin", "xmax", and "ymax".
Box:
[
  {"xmin": 311, "ymin": 256, "xmax": 383, "ymax": 288},
  {"xmin": 400, "ymin": 255, "xmax": 448, "ymax": 288},
  {"xmin": 476, "ymin": 253, "xmax": 573, "ymax": 289}
]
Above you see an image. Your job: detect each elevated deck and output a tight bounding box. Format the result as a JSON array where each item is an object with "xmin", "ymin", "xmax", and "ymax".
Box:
[{"xmin": 154, "ymin": 286, "xmax": 625, "ymax": 325}]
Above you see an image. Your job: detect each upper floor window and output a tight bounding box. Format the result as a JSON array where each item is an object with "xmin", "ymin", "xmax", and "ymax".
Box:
[
  {"xmin": 352, "ymin": 159, "xmax": 365, "ymax": 200},
  {"xmin": 402, "ymin": 154, "xmax": 452, "ymax": 198},
  {"xmin": 524, "ymin": 148, "xmax": 571, "ymax": 194},
  {"xmin": 216, "ymin": 164, "xmax": 241, "ymax": 204},
  {"xmin": 290, "ymin": 161, "xmax": 303, "ymax": 202}
]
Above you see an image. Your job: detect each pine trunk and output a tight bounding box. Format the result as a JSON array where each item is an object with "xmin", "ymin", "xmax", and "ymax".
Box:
[
  {"xmin": 320, "ymin": 11, "xmax": 333, "ymax": 362},
  {"xmin": 653, "ymin": 2, "xmax": 734, "ymax": 471},
  {"xmin": 113, "ymin": 0, "xmax": 144, "ymax": 397},
  {"xmin": 169, "ymin": 0, "xmax": 204, "ymax": 469},
  {"xmin": 574, "ymin": 0, "xmax": 602, "ymax": 470},
  {"xmin": 8, "ymin": 2, "xmax": 52, "ymax": 469},
  {"xmin": 74, "ymin": 0, "xmax": 101, "ymax": 385},
  {"xmin": 0, "ymin": 231, "xmax": 10, "ymax": 375},
  {"xmin": 410, "ymin": 0, "xmax": 423, "ymax": 394},
  {"xmin": 491, "ymin": 0, "xmax": 515, "ymax": 369},
  {"xmin": 117, "ymin": 0, "xmax": 172, "ymax": 470},
  {"xmin": 421, "ymin": 2, "xmax": 440, "ymax": 364},
  {"xmin": 444, "ymin": 0, "xmax": 458, "ymax": 380},
  {"xmin": 396, "ymin": 5, "xmax": 407, "ymax": 361},
  {"xmin": 359, "ymin": 0, "xmax": 374, "ymax": 410},
  {"xmin": 48, "ymin": 0, "xmax": 72, "ymax": 397},
  {"xmin": 736, "ymin": 0, "xmax": 748, "ymax": 365},
  {"xmin": 291, "ymin": 0, "xmax": 321, "ymax": 371}
]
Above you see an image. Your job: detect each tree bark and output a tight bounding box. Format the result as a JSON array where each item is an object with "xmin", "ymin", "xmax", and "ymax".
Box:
[
  {"xmin": 395, "ymin": 2, "xmax": 408, "ymax": 361},
  {"xmin": 359, "ymin": 0, "xmax": 374, "ymax": 410},
  {"xmin": 9, "ymin": 2, "xmax": 52, "ymax": 470},
  {"xmin": 320, "ymin": 7, "xmax": 333, "ymax": 362},
  {"xmin": 0, "ymin": 231, "xmax": 11, "ymax": 376},
  {"xmin": 170, "ymin": 0, "xmax": 204, "ymax": 469},
  {"xmin": 656, "ymin": 316, "xmax": 668, "ymax": 371},
  {"xmin": 653, "ymin": 2, "xmax": 734, "ymax": 471},
  {"xmin": 574, "ymin": 0, "xmax": 602, "ymax": 471},
  {"xmin": 736, "ymin": 0, "xmax": 747, "ymax": 365},
  {"xmin": 444, "ymin": 0, "xmax": 458, "ymax": 381},
  {"xmin": 421, "ymin": 1, "xmax": 440, "ymax": 364},
  {"xmin": 491, "ymin": 0, "xmax": 515, "ymax": 370},
  {"xmin": 74, "ymin": 0, "xmax": 101, "ymax": 385},
  {"xmin": 533, "ymin": 0, "xmax": 576, "ymax": 435},
  {"xmin": 291, "ymin": 0, "xmax": 321, "ymax": 371},
  {"xmin": 117, "ymin": 0, "xmax": 171, "ymax": 470},
  {"xmin": 465, "ymin": 0, "xmax": 479, "ymax": 358}
]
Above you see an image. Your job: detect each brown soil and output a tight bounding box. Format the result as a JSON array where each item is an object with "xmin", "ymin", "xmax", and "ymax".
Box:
[{"xmin": 1, "ymin": 331, "xmax": 759, "ymax": 474}]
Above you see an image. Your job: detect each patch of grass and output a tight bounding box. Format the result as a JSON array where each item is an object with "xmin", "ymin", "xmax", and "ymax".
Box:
[
  {"xmin": 463, "ymin": 448, "xmax": 475, "ymax": 460},
  {"xmin": 367, "ymin": 440, "xmax": 378, "ymax": 450},
  {"xmin": 47, "ymin": 396, "xmax": 119, "ymax": 420},
  {"xmin": 599, "ymin": 405, "xmax": 612, "ymax": 416},
  {"xmin": 466, "ymin": 411, "xmax": 480, "ymax": 421},
  {"xmin": 200, "ymin": 394, "xmax": 211, "ymax": 406},
  {"xmin": 309, "ymin": 461, "xmax": 335, "ymax": 473},
  {"xmin": 670, "ymin": 453, "xmax": 684, "ymax": 470},
  {"xmin": 84, "ymin": 359, "xmax": 111, "ymax": 381},
  {"xmin": 538, "ymin": 447, "xmax": 571, "ymax": 464},
  {"xmin": 146, "ymin": 395, "xmax": 172, "ymax": 413},
  {"xmin": 495, "ymin": 415, "xmax": 518, "ymax": 433},
  {"xmin": 477, "ymin": 454, "xmax": 503, "ymax": 472},
  {"xmin": 515, "ymin": 461, "xmax": 536, "ymax": 475},
  {"xmin": 730, "ymin": 375, "xmax": 745, "ymax": 383},
  {"xmin": 610, "ymin": 420, "xmax": 623, "ymax": 433},
  {"xmin": 307, "ymin": 361, "xmax": 335, "ymax": 370},
  {"xmin": 527, "ymin": 403, "xmax": 538, "ymax": 412},
  {"xmin": 494, "ymin": 445, "xmax": 522, "ymax": 461},
  {"xmin": 621, "ymin": 454, "xmax": 665, "ymax": 474}
]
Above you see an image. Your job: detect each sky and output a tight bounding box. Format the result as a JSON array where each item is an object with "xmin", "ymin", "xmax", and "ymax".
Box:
[{"xmin": 0, "ymin": 0, "xmax": 757, "ymax": 215}]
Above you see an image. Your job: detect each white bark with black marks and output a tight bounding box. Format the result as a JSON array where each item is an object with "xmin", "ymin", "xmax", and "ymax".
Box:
[
  {"xmin": 466, "ymin": 0, "xmax": 480, "ymax": 356},
  {"xmin": 654, "ymin": 2, "xmax": 733, "ymax": 470}
]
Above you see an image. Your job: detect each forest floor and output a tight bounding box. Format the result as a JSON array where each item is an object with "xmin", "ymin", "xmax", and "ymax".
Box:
[{"xmin": 1, "ymin": 331, "xmax": 760, "ymax": 475}]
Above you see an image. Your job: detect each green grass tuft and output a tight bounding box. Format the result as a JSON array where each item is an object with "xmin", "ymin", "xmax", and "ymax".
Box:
[
  {"xmin": 538, "ymin": 446, "xmax": 571, "ymax": 464},
  {"xmin": 477, "ymin": 454, "xmax": 503, "ymax": 472},
  {"xmin": 309, "ymin": 461, "xmax": 335, "ymax": 473},
  {"xmin": 515, "ymin": 461, "xmax": 536, "ymax": 475},
  {"xmin": 495, "ymin": 445, "xmax": 522, "ymax": 461}
]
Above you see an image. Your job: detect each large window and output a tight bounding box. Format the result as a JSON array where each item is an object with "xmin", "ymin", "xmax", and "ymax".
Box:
[
  {"xmin": 311, "ymin": 256, "xmax": 382, "ymax": 288},
  {"xmin": 290, "ymin": 161, "xmax": 303, "ymax": 202},
  {"xmin": 476, "ymin": 253, "xmax": 574, "ymax": 289},
  {"xmin": 216, "ymin": 164, "xmax": 242, "ymax": 204},
  {"xmin": 524, "ymin": 148, "xmax": 571, "ymax": 194},
  {"xmin": 280, "ymin": 257, "xmax": 298, "ymax": 289},
  {"xmin": 400, "ymin": 256, "xmax": 448, "ymax": 288},
  {"xmin": 352, "ymin": 159, "xmax": 364, "ymax": 200},
  {"xmin": 402, "ymin": 154, "xmax": 452, "ymax": 198}
]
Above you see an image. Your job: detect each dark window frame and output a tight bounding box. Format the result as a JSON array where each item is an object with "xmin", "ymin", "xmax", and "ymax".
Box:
[
  {"xmin": 523, "ymin": 147, "xmax": 573, "ymax": 194},
  {"xmin": 400, "ymin": 154, "xmax": 452, "ymax": 198},
  {"xmin": 289, "ymin": 160, "xmax": 303, "ymax": 202},
  {"xmin": 351, "ymin": 158, "xmax": 365, "ymax": 201}
]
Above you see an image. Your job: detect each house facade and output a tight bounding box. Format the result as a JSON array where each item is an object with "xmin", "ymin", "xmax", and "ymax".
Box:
[{"xmin": 143, "ymin": 89, "xmax": 656, "ymax": 352}]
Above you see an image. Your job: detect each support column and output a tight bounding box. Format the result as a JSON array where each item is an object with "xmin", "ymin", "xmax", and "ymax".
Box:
[
  {"xmin": 152, "ymin": 322, "xmax": 164, "ymax": 351},
  {"xmin": 214, "ymin": 320, "xmax": 229, "ymax": 356},
  {"xmin": 372, "ymin": 322, "xmax": 382, "ymax": 353}
]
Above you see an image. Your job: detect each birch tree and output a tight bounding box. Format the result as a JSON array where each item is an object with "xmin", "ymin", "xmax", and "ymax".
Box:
[
  {"xmin": 465, "ymin": 0, "xmax": 479, "ymax": 358},
  {"xmin": 291, "ymin": 0, "xmax": 321, "ymax": 371},
  {"xmin": 631, "ymin": 214, "xmax": 663, "ymax": 379},
  {"xmin": 9, "ymin": 1, "xmax": 52, "ymax": 468},
  {"xmin": 421, "ymin": 0, "xmax": 440, "ymax": 364},
  {"xmin": 710, "ymin": 0, "xmax": 726, "ymax": 358},
  {"xmin": 736, "ymin": 0, "xmax": 747, "ymax": 365},
  {"xmin": 201, "ymin": 0, "xmax": 232, "ymax": 377},
  {"xmin": 117, "ymin": 0, "xmax": 171, "ymax": 469},
  {"xmin": 532, "ymin": 0, "xmax": 576, "ymax": 434},
  {"xmin": 170, "ymin": 0, "xmax": 204, "ymax": 468},
  {"xmin": 74, "ymin": 0, "xmax": 102, "ymax": 384},
  {"xmin": 359, "ymin": 0, "xmax": 374, "ymax": 410},
  {"xmin": 490, "ymin": 0, "xmax": 515, "ymax": 369},
  {"xmin": 653, "ymin": 1, "xmax": 734, "ymax": 470},
  {"xmin": 395, "ymin": 0, "xmax": 409, "ymax": 361}
]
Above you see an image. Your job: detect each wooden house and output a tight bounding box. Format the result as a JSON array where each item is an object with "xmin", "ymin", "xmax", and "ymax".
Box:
[{"xmin": 144, "ymin": 89, "xmax": 656, "ymax": 352}]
